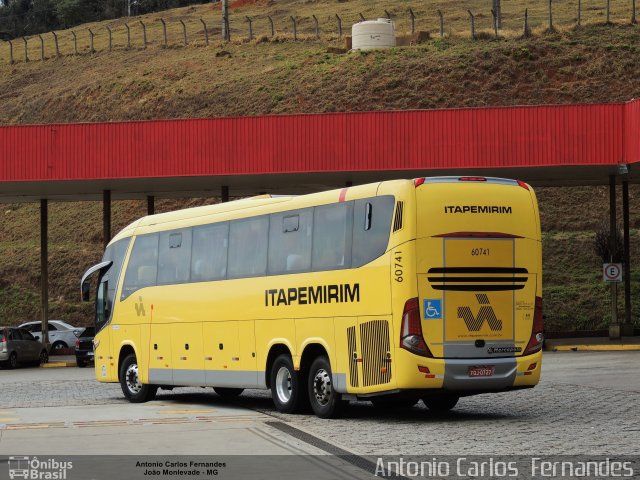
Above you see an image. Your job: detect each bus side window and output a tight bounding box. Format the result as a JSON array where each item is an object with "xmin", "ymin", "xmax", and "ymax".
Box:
[
  {"xmin": 191, "ymin": 223, "xmax": 229, "ymax": 281},
  {"xmin": 228, "ymin": 216, "xmax": 269, "ymax": 278},
  {"xmin": 158, "ymin": 229, "xmax": 192, "ymax": 285},
  {"xmin": 121, "ymin": 234, "xmax": 159, "ymax": 300},
  {"xmin": 268, "ymin": 209, "xmax": 313, "ymax": 275},
  {"xmin": 352, "ymin": 196, "xmax": 395, "ymax": 267},
  {"xmin": 312, "ymin": 202, "xmax": 353, "ymax": 271}
]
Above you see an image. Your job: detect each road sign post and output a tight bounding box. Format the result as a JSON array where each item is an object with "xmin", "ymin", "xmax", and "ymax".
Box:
[{"xmin": 604, "ymin": 263, "xmax": 623, "ymax": 340}]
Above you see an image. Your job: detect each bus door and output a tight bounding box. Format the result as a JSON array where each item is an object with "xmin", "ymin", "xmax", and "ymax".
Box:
[{"xmin": 95, "ymin": 278, "xmax": 114, "ymax": 381}]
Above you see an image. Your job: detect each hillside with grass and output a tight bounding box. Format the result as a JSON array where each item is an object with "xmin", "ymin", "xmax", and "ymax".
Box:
[{"xmin": 1, "ymin": 0, "xmax": 640, "ymax": 332}]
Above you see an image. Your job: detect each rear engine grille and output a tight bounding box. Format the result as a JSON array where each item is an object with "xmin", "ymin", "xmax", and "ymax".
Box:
[{"xmin": 360, "ymin": 320, "xmax": 391, "ymax": 387}]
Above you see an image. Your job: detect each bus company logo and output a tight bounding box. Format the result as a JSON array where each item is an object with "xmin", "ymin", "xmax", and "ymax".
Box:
[
  {"xmin": 457, "ymin": 294, "xmax": 502, "ymax": 331},
  {"xmin": 443, "ymin": 205, "xmax": 512, "ymax": 214},
  {"xmin": 134, "ymin": 296, "xmax": 146, "ymax": 317},
  {"xmin": 265, "ymin": 283, "xmax": 360, "ymax": 307},
  {"xmin": 8, "ymin": 456, "xmax": 73, "ymax": 480}
]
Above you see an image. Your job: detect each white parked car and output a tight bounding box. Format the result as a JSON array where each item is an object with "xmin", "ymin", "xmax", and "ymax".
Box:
[{"xmin": 18, "ymin": 320, "xmax": 83, "ymax": 351}]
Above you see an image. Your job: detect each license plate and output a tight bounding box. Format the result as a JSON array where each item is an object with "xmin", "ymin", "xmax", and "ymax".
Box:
[{"xmin": 468, "ymin": 366, "xmax": 495, "ymax": 377}]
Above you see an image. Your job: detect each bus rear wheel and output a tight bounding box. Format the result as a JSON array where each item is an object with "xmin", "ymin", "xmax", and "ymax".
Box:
[
  {"xmin": 422, "ymin": 395, "xmax": 459, "ymax": 412},
  {"xmin": 119, "ymin": 353, "xmax": 158, "ymax": 403},
  {"xmin": 270, "ymin": 354, "xmax": 306, "ymax": 414},
  {"xmin": 213, "ymin": 387, "xmax": 244, "ymax": 398},
  {"xmin": 308, "ymin": 355, "xmax": 345, "ymax": 419}
]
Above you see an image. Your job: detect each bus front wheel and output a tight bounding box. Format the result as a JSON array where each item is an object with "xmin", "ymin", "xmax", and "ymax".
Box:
[
  {"xmin": 308, "ymin": 355, "xmax": 345, "ymax": 419},
  {"xmin": 270, "ymin": 354, "xmax": 306, "ymax": 413},
  {"xmin": 119, "ymin": 353, "xmax": 158, "ymax": 403}
]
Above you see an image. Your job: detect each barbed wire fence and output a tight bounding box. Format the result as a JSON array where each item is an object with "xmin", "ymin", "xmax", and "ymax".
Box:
[{"xmin": 1, "ymin": 1, "xmax": 638, "ymax": 65}]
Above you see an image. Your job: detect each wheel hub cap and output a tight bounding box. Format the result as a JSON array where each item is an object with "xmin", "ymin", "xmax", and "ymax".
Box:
[
  {"xmin": 275, "ymin": 366, "xmax": 292, "ymax": 404},
  {"xmin": 125, "ymin": 364, "xmax": 142, "ymax": 394},
  {"xmin": 313, "ymin": 369, "xmax": 332, "ymax": 406}
]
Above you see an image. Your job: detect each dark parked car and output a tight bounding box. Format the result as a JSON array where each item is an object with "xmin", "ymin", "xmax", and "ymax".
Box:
[
  {"xmin": 75, "ymin": 327, "xmax": 95, "ymax": 367},
  {"xmin": 0, "ymin": 326, "xmax": 49, "ymax": 368}
]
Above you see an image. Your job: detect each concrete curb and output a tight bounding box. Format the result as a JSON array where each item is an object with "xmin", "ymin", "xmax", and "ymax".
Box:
[
  {"xmin": 547, "ymin": 344, "xmax": 640, "ymax": 352},
  {"xmin": 41, "ymin": 361, "xmax": 77, "ymax": 368}
]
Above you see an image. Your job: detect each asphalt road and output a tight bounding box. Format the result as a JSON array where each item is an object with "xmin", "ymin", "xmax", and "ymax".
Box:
[{"xmin": 0, "ymin": 351, "xmax": 638, "ymax": 459}]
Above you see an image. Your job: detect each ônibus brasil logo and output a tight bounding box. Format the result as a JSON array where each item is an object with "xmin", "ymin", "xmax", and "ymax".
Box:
[{"xmin": 8, "ymin": 456, "xmax": 73, "ymax": 480}]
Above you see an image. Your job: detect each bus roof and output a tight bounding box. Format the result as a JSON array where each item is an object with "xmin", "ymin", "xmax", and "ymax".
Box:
[{"xmin": 106, "ymin": 179, "xmax": 410, "ymax": 245}]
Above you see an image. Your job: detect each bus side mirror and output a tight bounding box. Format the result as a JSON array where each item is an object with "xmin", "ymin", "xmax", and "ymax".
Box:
[
  {"xmin": 80, "ymin": 260, "xmax": 112, "ymax": 302},
  {"xmin": 81, "ymin": 280, "xmax": 91, "ymax": 302}
]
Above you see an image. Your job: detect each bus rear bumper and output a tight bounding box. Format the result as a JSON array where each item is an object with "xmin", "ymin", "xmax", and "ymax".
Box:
[
  {"xmin": 442, "ymin": 351, "xmax": 542, "ymax": 391},
  {"xmin": 391, "ymin": 349, "xmax": 542, "ymax": 392}
]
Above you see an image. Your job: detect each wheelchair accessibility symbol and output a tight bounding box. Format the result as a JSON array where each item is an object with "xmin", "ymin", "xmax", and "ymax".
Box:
[{"xmin": 424, "ymin": 299, "xmax": 442, "ymax": 319}]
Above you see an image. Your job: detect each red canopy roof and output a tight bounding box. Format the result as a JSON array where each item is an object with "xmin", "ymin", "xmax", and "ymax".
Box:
[{"xmin": 1, "ymin": 99, "xmax": 638, "ymax": 201}]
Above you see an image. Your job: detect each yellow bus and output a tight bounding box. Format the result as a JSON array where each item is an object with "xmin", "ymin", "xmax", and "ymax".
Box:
[{"xmin": 81, "ymin": 177, "xmax": 543, "ymax": 418}]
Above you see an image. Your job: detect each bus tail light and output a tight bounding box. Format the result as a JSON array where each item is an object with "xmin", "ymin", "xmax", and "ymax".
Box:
[
  {"xmin": 517, "ymin": 180, "xmax": 530, "ymax": 190},
  {"xmin": 414, "ymin": 177, "xmax": 426, "ymax": 187},
  {"xmin": 400, "ymin": 298, "xmax": 433, "ymax": 357},
  {"xmin": 418, "ymin": 365, "xmax": 435, "ymax": 378},
  {"xmin": 524, "ymin": 296, "xmax": 544, "ymax": 356}
]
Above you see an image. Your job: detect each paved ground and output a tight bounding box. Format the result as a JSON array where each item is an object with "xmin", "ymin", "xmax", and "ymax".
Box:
[{"xmin": 0, "ymin": 352, "xmax": 638, "ymax": 458}]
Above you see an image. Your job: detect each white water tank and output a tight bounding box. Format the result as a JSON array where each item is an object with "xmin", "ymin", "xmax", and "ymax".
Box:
[{"xmin": 352, "ymin": 18, "xmax": 396, "ymax": 51}]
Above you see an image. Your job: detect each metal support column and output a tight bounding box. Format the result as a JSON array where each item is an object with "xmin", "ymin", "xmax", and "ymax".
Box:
[
  {"xmin": 609, "ymin": 175, "xmax": 618, "ymax": 332},
  {"xmin": 147, "ymin": 195, "xmax": 155, "ymax": 215},
  {"xmin": 40, "ymin": 199, "xmax": 49, "ymax": 346},
  {"xmin": 623, "ymin": 180, "xmax": 632, "ymax": 334},
  {"xmin": 103, "ymin": 190, "xmax": 111, "ymax": 250},
  {"xmin": 221, "ymin": 186, "xmax": 229, "ymax": 203},
  {"xmin": 222, "ymin": 0, "xmax": 229, "ymax": 41}
]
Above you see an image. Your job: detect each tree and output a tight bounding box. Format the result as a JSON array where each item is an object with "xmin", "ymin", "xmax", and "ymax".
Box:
[
  {"xmin": 594, "ymin": 219, "xmax": 624, "ymax": 263},
  {"xmin": 54, "ymin": 0, "xmax": 102, "ymax": 28}
]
